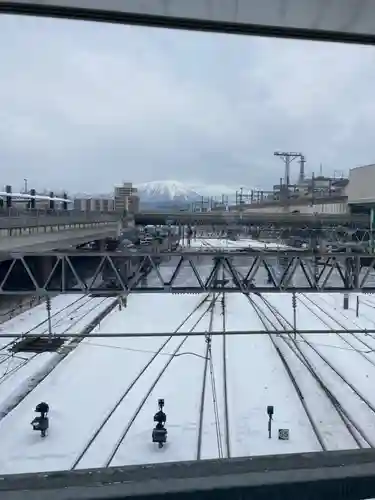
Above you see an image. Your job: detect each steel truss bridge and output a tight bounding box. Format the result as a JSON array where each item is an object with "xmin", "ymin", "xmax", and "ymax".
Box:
[{"xmin": 1, "ymin": 250, "xmax": 375, "ymax": 294}]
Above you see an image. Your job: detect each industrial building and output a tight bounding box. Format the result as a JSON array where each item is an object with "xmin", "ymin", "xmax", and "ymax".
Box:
[
  {"xmin": 232, "ymin": 159, "xmax": 375, "ymax": 219},
  {"xmin": 346, "ymin": 164, "xmax": 375, "ymax": 215},
  {"xmin": 114, "ymin": 183, "xmax": 139, "ymax": 214},
  {"xmin": 73, "ymin": 197, "xmax": 115, "ymax": 212}
]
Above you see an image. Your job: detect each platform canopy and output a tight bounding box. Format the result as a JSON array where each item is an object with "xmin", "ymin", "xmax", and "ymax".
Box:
[{"xmin": 1, "ymin": 0, "xmax": 375, "ymax": 45}]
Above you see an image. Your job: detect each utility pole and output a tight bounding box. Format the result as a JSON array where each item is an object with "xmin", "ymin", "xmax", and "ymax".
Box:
[
  {"xmin": 370, "ymin": 207, "xmax": 374, "ymax": 254},
  {"xmin": 239, "ymin": 187, "xmax": 244, "ymax": 221},
  {"xmin": 46, "ymin": 297, "xmax": 52, "ymax": 341},
  {"xmin": 299, "ymin": 156, "xmax": 306, "ymax": 184},
  {"xmin": 274, "ymin": 151, "xmax": 304, "ymax": 188}
]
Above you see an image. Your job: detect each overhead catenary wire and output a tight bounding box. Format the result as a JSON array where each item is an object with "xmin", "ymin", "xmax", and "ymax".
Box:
[
  {"xmin": 243, "ymin": 293, "xmax": 327, "ymax": 451},
  {"xmin": 0, "ymin": 295, "xmax": 95, "ymax": 354},
  {"xmin": 256, "ymin": 294, "xmax": 375, "ymax": 448},
  {"xmin": 71, "ymin": 293, "xmax": 213, "ymax": 470},
  {"xmin": 204, "ymin": 293, "xmax": 224, "ymax": 460},
  {"xmin": 0, "ymin": 297, "xmax": 110, "ymax": 385},
  {"xmin": 196, "ymin": 294, "xmax": 217, "ymax": 460},
  {"xmin": 233, "ymin": 253, "xmax": 370, "ymax": 450},
  {"xmin": 297, "ymin": 294, "xmax": 375, "ymax": 367},
  {"xmin": 221, "ymin": 292, "xmax": 231, "ymax": 458},
  {"xmin": 104, "ymin": 294, "xmax": 222, "ymax": 469},
  {"xmin": 207, "ymin": 344, "xmax": 223, "ymax": 458},
  {"xmin": 3, "ymin": 328, "xmax": 375, "ymax": 339}
]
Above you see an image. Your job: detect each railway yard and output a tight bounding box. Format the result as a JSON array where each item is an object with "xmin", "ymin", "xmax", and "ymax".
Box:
[{"xmin": 0, "ymin": 237, "xmax": 375, "ymax": 476}]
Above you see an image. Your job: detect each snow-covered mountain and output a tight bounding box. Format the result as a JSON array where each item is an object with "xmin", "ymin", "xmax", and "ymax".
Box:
[
  {"xmin": 136, "ymin": 181, "xmax": 201, "ymax": 204},
  {"xmin": 73, "ymin": 180, "xmax": 253, "ymax": 208},
  {"xmin": 136, "ymin": 180, "xmax": 252, "ymax": 207}
]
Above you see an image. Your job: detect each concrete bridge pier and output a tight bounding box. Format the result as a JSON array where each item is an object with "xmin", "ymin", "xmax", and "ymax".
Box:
[{"xmin": 95, "ymin": 239, "xmax": 106, "ymax": 252}]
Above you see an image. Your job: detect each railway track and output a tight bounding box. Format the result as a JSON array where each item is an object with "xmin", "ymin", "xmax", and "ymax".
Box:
[
  {"xmin": 71, "ymin": 293, "xmax": 217, "ymax": 470},
  {"xmin": 251, "ymin": 294, "xmax": 375, "ymax": 449},
  {"xmin": 0, "ymin": 295, "xmax": 95, "ymax": 358},
  {"xmin": 297, "ymin": 294, "xmax": 375, "ymax": 367},
  {"xmin": 221, "ymin": 293, "xmax": 230, "ymax": 458},
  {"xmin": 244, "ymin": 294, "xmax": 328, "ymax": 449},
  {"xmin": 0, "ymin": 297, "xmax": 110, "ymax": 386},
  {"xmin": 196, "ymin": 294, "xmax": 217, "ymax": 460}
]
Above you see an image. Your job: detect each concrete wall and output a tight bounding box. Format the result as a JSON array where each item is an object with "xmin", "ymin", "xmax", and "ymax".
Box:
[
  {"xmin": 297, "ymin": 202, "xmax": 348, "ymax": 214},
  {"xmin": 244, "ymin": 205, "xmax": 285, "ymax": 214},
  {"xmin": 347, "ymin": 164, "xmax": 375, "ymax": 204}
]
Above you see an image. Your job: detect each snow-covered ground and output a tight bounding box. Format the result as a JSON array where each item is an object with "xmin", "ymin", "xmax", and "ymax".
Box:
[
  {"xmin": 1, "ymin": 237, "xmax": 375, "ymax": 475},
  {"xmin": 0, "ymin": 296, "xmax": 115, "ymax": 417},
  {"xmin": 188, "ymin": 236, "xmax": 289, "ymax": 251}
]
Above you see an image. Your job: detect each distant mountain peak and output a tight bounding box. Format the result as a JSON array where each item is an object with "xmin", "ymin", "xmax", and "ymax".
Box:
[
  {"xmin": 135, "ymin": 179, "xmax": 253, "ymax": 209},
  {"xmin": 136, "ymin": 180, "xmax": 200, "ymax": 203}
]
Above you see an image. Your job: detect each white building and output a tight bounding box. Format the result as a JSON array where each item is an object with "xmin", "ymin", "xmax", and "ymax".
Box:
[
  {"xmin": 73, "ymin": 197, "xmax": 115, "ymax": 212},
  {"xmin": 74, "ymin": 182, "xmax": 140, "ymax": 214}
]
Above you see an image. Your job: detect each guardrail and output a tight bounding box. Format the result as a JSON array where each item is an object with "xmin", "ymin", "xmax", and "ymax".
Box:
[
  {"xmin": 0, "ymin": 210, "xmax": 121, "ymax": 231},
  {"xmin": 0, "ymin": 208, "xmax": 118, "ymax": 217}
]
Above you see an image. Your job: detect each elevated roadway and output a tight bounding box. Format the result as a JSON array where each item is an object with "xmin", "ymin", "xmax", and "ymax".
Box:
[
  {"xmin": 1, "ymin": 0, "xmax": 375, "ymax": 46},
  {"xmin": 0, "ymin": 211, "xmax": 122, "ymax": 256},
  {"xmin": 135, "ymin": 211, "xmax": 369, "ymax": 228},
  {"xmin": 2, "ymin": 449, "xmax": 375, "ymax": 500},
  {"xmin": 0, "ymin": 210, "xmax": 119, "ymax": 235},
  {"xmin": 0, "ymin": 223, "xmax": 119, "ymax": 256}
]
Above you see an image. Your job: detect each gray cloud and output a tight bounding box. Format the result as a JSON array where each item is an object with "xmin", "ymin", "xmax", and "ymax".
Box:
[{"xmin": 1, "ymin": 14, "xmax": 375, "ymax": 194}]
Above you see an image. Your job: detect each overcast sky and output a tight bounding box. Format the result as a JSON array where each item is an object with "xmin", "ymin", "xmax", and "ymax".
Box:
[{"xmin": 1, "ymin": 14, "xmax": 375, "ymax": 194}]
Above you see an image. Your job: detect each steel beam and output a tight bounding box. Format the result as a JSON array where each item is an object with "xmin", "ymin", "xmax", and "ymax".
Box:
[
  {"xmin": 6, "ymin": 250, "xmax": 366, "ymax": 257},
  {"xmin": 135, "ymin": 212, "xmax": 369, "ymax": 229},
  {"xmin": 2, "ymin": 449, "xmax": 375, "ymax": 500},
  {"xmin": 3, "ymin": 328, "xmax": 375, "ymax": 338},
  {"xmin": 2, "ymin": 0, "xmax": 375, "ymax": 47},
  {"xmin": 0, "ymin": 250, "xmax": 374, "ymax": 293}
]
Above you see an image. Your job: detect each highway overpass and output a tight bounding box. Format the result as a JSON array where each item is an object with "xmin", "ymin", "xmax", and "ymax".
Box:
[
  {"xmin": 1, "ymin": 0, "xmax": 375, "ymax": 46},
  {"xmin": 0, "ymin": 210, "xmax": 122, "ymax": 255},
  {"xmin": 2, "ymin": 448, "xmax": 375, "ymax": 500},
  {"xmin": 0, "ymin": 209, "xmax": 119, "ymax": 234},
  {"xmin": 134, "ymin": 211, "xmax": 370, "ymax": 228},
  {"xmin": 0, "ymin": 224, "xmax": 119, "ymax": 256}
]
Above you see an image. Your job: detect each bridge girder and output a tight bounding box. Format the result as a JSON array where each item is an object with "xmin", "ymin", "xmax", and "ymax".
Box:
[
  {"xmin": 1, "ymin": 0, "xmax": 375, "ymax": 46},
  {"xmin": 0, "ymin": 250, "xmax": 373, "ymax": 294}
]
